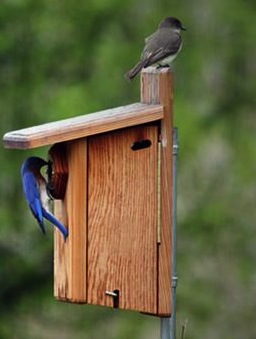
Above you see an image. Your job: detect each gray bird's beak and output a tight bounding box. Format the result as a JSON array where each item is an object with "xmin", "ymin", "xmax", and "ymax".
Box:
[{"xmin": 181, "ymin": 25, "xmax": 186, "ymax": 31}]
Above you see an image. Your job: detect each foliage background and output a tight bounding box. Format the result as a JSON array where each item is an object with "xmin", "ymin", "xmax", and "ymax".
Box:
[{"xmin": 1, "ymin": 0, "xmax": 256, "ymax": 338}]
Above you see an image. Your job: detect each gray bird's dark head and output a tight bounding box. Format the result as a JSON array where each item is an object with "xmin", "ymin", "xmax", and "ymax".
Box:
[{"xmin": 159, "ymin": 17, "xmax": 186, "ymax": 31}]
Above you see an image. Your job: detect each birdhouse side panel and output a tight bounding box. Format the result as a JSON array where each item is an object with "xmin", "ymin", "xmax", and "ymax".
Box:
[{"xmin": 54, "ymin": 139, "xmax": 88, "ymax": 303}]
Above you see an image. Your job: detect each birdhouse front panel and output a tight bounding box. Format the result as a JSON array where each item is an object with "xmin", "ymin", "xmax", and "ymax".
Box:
[{"xmin": 87, "ymin": 125, "xmax": 159, "ymax": 314}]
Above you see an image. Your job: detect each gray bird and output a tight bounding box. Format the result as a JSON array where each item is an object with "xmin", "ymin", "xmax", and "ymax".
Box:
[{"xmin": 125, "ymin": 17, "xmax": 186, "ymax": 81}]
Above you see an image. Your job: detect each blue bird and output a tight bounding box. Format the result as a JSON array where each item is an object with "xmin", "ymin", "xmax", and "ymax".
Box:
[{"xmin": 21, "ymin": 156, "xmax": 69, "ymax": 241}]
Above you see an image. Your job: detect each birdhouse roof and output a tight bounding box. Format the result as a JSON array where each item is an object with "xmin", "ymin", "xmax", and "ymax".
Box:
[{"xmin": 3, "ymin": 103, "xmax": 163, "ymax": 149}]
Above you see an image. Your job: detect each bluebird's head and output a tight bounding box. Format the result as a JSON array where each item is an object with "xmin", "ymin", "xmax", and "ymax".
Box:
[{"xmin": 21, "ymin": 156, "xmax": 48, "ymax": 176}]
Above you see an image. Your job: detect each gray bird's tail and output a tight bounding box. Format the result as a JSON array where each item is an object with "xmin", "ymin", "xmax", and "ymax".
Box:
[{"xmin": 125, "ymin": 59, "xmax": 148, "ymax": 81}]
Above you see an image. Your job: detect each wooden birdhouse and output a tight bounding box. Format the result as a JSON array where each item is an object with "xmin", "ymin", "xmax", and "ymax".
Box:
[{"xmin": 3, "ymin": 68, "xmax": 174, "ymax": 317}]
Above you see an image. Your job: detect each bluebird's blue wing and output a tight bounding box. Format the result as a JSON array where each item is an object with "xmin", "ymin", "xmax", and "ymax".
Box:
[
  {"xmin": 22, "ymin": 171, "xmax": 46, "ymax": 234},
  {"xmin": 42, "ymin": 207, "xmax": 69, "ymax": 241}
]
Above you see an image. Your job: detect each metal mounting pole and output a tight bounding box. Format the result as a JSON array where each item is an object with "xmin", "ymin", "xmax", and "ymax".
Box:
[
  {"xmin": 171, "ymin": 127, "xmax": 179, "ymax": 339},
  {"xmin": 160, "ymin": 127, "xmax": 179, "ymax": 339}
]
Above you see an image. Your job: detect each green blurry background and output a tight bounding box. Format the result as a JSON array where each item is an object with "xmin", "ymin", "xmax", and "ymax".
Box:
[{"xmin": 1, "ymin": 0, "xmax": 256, "ymax": 338}]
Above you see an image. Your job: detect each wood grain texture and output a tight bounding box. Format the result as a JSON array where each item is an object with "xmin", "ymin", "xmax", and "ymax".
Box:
[
  {"xmin": 87, "ymin": 125, "xmax": 158, "ymax": 314},
  {"xmin": 54, "ymin": 139, "xmax": 87, "ymax": 302},
  {"xmin": 3, "ymin": 103, "xmax": 163, "ymax": 149},
  {"xmin": 141, "ymin": 67, "xmax": 173, "ymax": 316}
]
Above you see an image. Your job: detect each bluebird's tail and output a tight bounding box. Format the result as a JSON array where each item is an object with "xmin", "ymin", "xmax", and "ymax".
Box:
[{"xmin": 42, "ymin": 208, "xmax": 69, "ymax": 241}]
